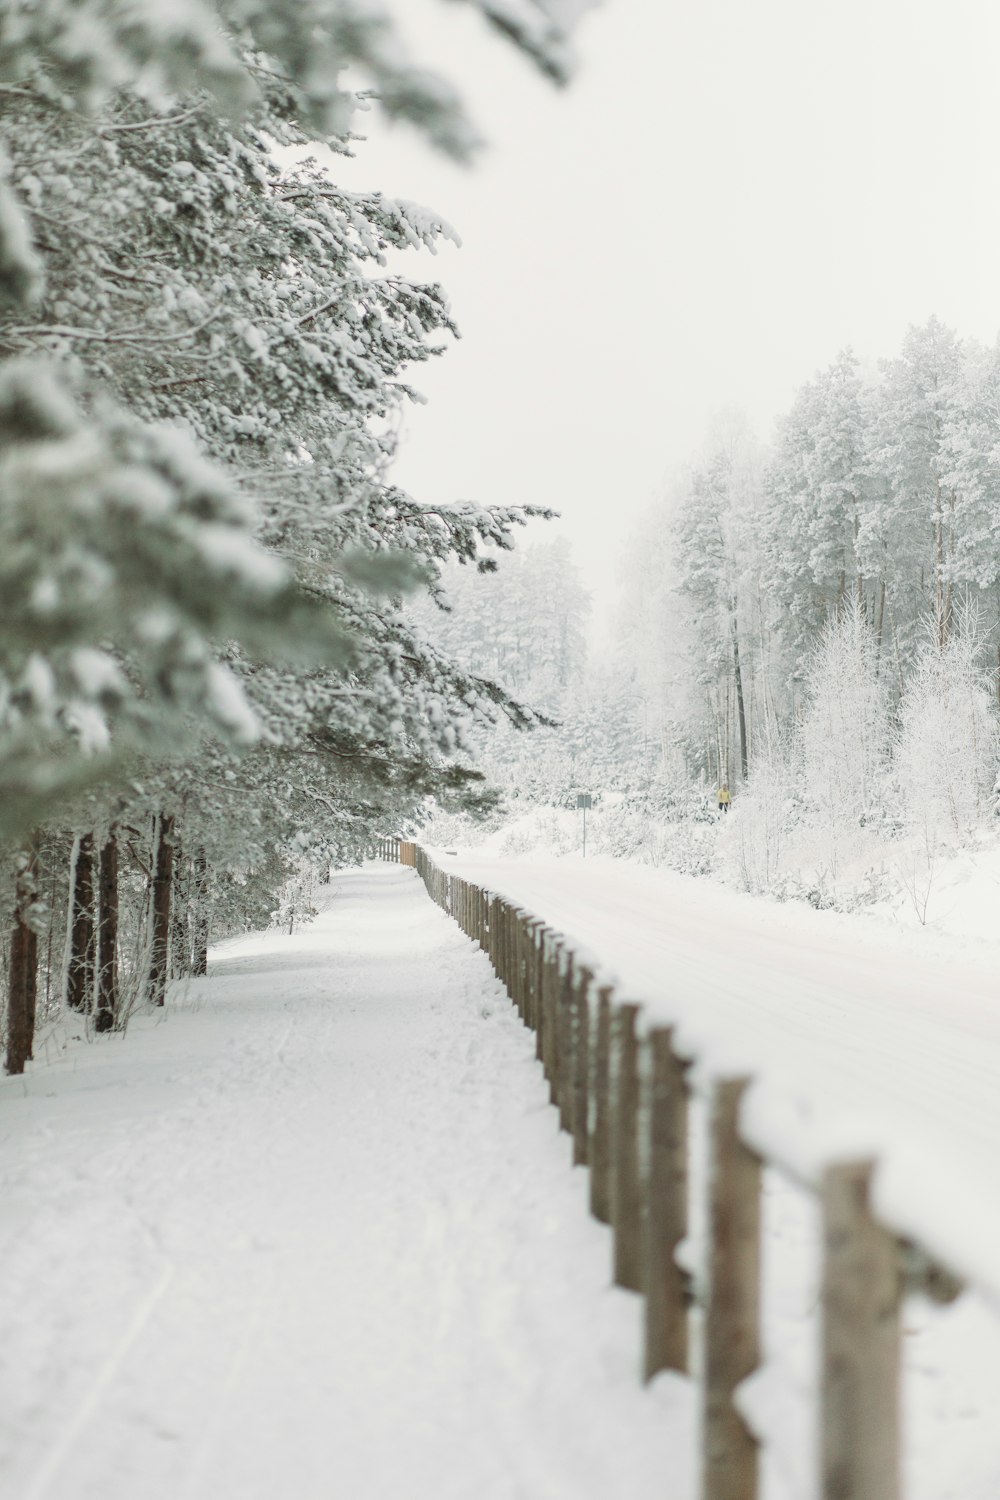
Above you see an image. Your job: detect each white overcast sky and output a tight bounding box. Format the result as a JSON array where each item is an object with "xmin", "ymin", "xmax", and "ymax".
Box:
[{"xmin": 327, "ymin": 0, "xmax": 1000, "ymax": 625}]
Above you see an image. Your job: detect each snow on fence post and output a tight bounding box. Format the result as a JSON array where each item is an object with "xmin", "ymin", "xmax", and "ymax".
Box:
[
  {"xmin": 572, "ymin": 967, "xmax": 592, "ymax": 1167},
  {"xmin": 557, "ymin": 949, "xmax": 576, "ymax": 1135},
  {"xmin": 644, "ymin": 1027, "xmax": 689, "ymax": 1381},
  {"xmin": 820, "ymin": 1161, "xmax": 901, "ymax": 1500},
  {"xmin": 612, "ymin": 1003, "xmax": 644, "ymax": 1293},
  {"xmin": 589, "ymin": 985, "xmax": 614, "ymax": 1224},
  {"xmin": 702, "ymin": 1077, "xmax": 761, "ymax": 1500}
]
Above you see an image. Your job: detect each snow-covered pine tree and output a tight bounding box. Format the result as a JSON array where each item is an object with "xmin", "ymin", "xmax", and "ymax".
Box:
[
  {"xmin": 764, "ymin": 349, "xmax": 876, "ymax": 676},
  {"xmin": 0, "ymin": 0, "xmax": 588, "ymax": 1063},
  {"xmin": 672, "ymin": 415, "xmax": 772, "ymax": 788},
  {"xmin": 866, "ymin": 317, "xmax": 965, "ymax": 656}
]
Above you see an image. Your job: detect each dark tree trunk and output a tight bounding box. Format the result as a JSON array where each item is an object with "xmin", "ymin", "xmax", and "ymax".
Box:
[
  {"xmin": 731, "ymin": 604, "xmax": 749, "ymax": 782},
  {"xmin": 192, "ymin": 848, "xmax": 209, "ymax": 977},
  {"xmin": 147, "ymin": 814, "xmax": 174, "ymax": 1006},
  {"xmin": 95, "ymin": 832, "xmax": 119, "ymax": 1033},
  {"xmin": 25, "ymin": 922, "xmax": 38, "ymax": 1056},
  {"xmin": 66, "ymin": 833, "xmax": 96, "ymax": 1013},
  {"xmin": 6, "ymin": 841, "xmax": 39, "ymax": 1074},
  {"xmin": 169, "ymin": 838, "xmax": 188, "ymax": 978}
]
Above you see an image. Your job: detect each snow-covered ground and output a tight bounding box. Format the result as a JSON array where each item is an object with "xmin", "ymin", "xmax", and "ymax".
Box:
[
  {"xmin": 3, "ymin": 860, "xmax": 999, "ymax": 1498},
  {"xmin": 0, "ymin": 867, "xmax": 690, "ymax": 1500},
  {"xmin": 426, "ymin": 845, "xmax": 1000, "ymax": 1497},
  {"xmin": 436, "ymin": 849, "xmax": 1000, "ymax": 1292}
]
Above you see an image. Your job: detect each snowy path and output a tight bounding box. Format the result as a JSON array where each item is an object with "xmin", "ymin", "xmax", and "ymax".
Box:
[
  {"xmin": 441, "ymin": 853, "xmax": 1000, "ymax": 1301},
  {"xmin": 0, "ymin": 866, "xmax": 690, "ymax": 1500}
]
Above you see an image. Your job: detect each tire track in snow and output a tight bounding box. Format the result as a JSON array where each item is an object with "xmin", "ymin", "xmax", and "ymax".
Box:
[{"xmin": 20, "ymin": 1263, "xmax": 175, "ymax": 1500}]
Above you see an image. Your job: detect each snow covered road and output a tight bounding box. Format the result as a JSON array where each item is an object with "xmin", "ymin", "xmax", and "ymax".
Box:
[
  {"xmin": 0, "ymin": 866, "xmax": 690, "ymax": 1500},
  {"xmin": 441, "ymin": 853, "xmax": 1000, "ymax": 1303}
]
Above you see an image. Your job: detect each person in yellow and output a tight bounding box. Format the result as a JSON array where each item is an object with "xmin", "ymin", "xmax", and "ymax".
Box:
[{"xmin": 717, "ymin": 784, "xmax": 731, "ymax": 813}]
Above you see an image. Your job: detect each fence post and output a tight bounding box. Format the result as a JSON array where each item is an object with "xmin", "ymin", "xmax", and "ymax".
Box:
[
  {"xmin": 557, "ymin": 949, "xmax": 575, "ymax": 1134},
  {"xmin": 644, "ymin": 1027, "xmax": 689, "ymax": 1380},
  {"xmin": 536, "ymin": 928, "xmax": 545, "ymax": 1054},
  {"xmin": 589, "ymin": 986, "xmax": 613, "ymax": 1223},
  {"xmin": 489, "ymin": 896, "xmax": 500, "ymax": 975},
  {"xmin": 542, "ymin": 935, "xmax": 561, "ymax": 1102},
  {"xmin": 702, "ymin": 1077, "xmax": 761, "ymax": 1500},
  {"xmin": 572, "ymin": 967, "xmax": 592, "ymax": 1167},
  {"xmin": 515, "ymin": 910, "xmax": 527, "ymax": 1019},
  {"xmin": 820, "ymin": 1161, "xmax": 901, "ymax": 1500},
  {"xmin": 523, "ymin": 919, "xmax": 538, "ymax": 1033},
  {"xmin": 612, "ymin": 1003, "xmax": 643, "ymax": 1292}
]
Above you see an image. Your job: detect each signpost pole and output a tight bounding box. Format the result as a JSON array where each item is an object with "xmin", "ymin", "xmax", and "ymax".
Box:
[{"xmin": 577, "ymin": 792, "xmax": 592, "ymax": 858}]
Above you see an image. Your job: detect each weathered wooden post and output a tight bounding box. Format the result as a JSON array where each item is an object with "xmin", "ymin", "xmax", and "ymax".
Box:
[
  {"xmin": 503, "ymin": 902, "xmax": 513, "ymax": 995},
  {"xmin": 525, "ymin": 919, "xmax": 536, "ymax": 1031},
  {"xmin": 534, "ymin": 926, "xmax": 546, "ymax": 1061},
  {"xmin": 589, "ymin": 986, "xmax": 613, "ymax": 1223},
  {"xmin": 522, "ymin": 919, "xmax": 538, "ymax": 1032},
  {"xmin": 820, "ymin": 1161, "xmax": 901, "ymax": 1500},
  {"xmin": 644, "ymin": 1027, "xmax": 689, "ymax": 1380},
  {"xmin": 543, "ymin": 937, "xmax": 561, "ymax": 1103},
  {"xmin": 572, "ymin": 967, "xmax": 592, "ymax": 1166},
  {"xmin": 557, "ymin": 949, "xmax": 575, "ymax": 1134},
  {"xmin": 612, "ymin": 1003, "xmax": 643, "ymax": 1292},
  {"xmin": 490, "ymin": 896, "xmax": 500, "ymax": 975},
  {"xmin": 702, "ymin": 1077, "xmax": 761, "ymax": 1500},
  {"xmin": 515, "ymin": 910, "xmax": 527, "ymax": 1018},
  {"xmin": 496, "ymin": 898, "xmax": 506, "ymax": 985}
]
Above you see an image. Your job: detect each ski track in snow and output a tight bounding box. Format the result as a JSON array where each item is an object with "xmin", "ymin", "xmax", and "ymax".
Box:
[{"xmin": 0, "ymin": 866, "xmax": 692, "ymax": 1500}]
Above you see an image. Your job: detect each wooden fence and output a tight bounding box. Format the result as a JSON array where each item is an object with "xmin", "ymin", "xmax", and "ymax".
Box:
[{"xmin": 379, "ymin": 838, "xmax": 964, "ymax": 1500}]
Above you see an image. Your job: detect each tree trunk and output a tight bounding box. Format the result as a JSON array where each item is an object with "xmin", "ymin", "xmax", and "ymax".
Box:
[
  {"xmin": 192, "ymin": 848, "xmax": 209, "ymax": 977},
  {"xmin": 170, "ymin": 838, "xmax": 188, "ymax": 978},
  {"xmin": 95, "ymin": 832, "xmax": 119, "ymax": 1033},
  {"xmin": 147, "ymin": 813, "xmax": 174, "ymax": 1006},
  {"xmin": 6, "ymin": 840, "xmax": 39, "ymax": 1074},
  {"xmin": 874, "ymin": 580, "xmax": 887, "ymax": 672},
  {"xmin": 731, "ymin": 604, "xmax": 749, "ymax": 782},
  {"xmin": 66, "ymin": 833, "xmax": 96, "ymax": 1013}
]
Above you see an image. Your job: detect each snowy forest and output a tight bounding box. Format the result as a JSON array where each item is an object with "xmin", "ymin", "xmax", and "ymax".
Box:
[
  {"xmin": 4, "ymin": 0, "xmax": 1000, "ymax": 1074},
  {"xmin": 7, "ymin": 6, "xmax": 1000, "ymax": 1498},
  {"xmin": 0, "ymin": 0, "xmax": 582, "ymax": 1073},
  {"xmin": 419, "ymin": 321, "xmax": 1000, "ymax": 910}
]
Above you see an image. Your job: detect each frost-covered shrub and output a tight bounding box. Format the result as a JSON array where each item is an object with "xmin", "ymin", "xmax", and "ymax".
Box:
[
  {"xmin": 592, "ymin": 778, "xmax": 717, "ymax": 874},
  {"xmin": 893, "ymin": 616, "xmax": 1000, "ymax": 845},
  {"xmin": 714, "ymin": 750, "xmax": 798, "ymax": 894},
  {"xmin": 796, "ymin": 603, "xmax": 891, "ymax": 878}
]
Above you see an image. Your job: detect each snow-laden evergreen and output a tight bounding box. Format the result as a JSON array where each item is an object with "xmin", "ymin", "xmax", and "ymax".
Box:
[{"xmin": 0, "ymin": 0, "xmax": 588, "ymax": 1067}]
